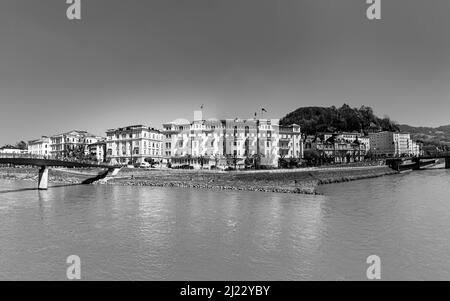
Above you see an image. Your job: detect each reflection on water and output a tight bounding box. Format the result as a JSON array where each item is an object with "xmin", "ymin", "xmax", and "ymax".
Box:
[{"xmin": 0, "ymin": 170, "xmax": 450, "ymax": 280}]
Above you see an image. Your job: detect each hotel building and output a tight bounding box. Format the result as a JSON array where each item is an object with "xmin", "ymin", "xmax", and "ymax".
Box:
[
  {"xmin": 50, "ymin": 130, "xmax": 103, "ymax": 159},
  {"xmin": 87, "ymin": 140, "xmax": 107, "ymax": 163},
  {"xmin": 28, "ymin": 136, "xmax": 51, "ymax": 157},
  {"xmin": 105, "ymin": 125, "xmax": 163, "ymax": 165},
  {"xmin": 162, "ymin": 111, "xmax": 303, "ymax": 169},
  {"xmin": 369, "ymin": 131, "xmax": 421, "ymax": 157}
]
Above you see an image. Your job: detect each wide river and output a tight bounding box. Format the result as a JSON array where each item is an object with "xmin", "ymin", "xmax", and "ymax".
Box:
[{"xmin": 1, "ymin": 169, "xmax": 449, "ymax": 280}]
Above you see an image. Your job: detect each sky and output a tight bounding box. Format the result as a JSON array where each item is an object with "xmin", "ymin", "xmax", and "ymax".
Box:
[{"xmin": 1, "ymin": 0, "xmax": 450, "ymax": 145}]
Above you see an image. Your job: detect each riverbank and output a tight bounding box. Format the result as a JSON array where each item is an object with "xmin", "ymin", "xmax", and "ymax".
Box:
[
  {"xmin": 101, "ymin": 165, "xmax": 398, "ymax": 194},
  {"xmin": 0, "ymin": 167, "xmax": 98, "ymax": 185},
  {"xmin": 0, "ymin": 165, "xmax": 398, "ymax": 194}
]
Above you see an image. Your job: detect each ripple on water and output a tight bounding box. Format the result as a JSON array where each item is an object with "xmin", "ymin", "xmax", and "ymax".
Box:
[{"xmin": 1, "ymin": 171, "xmax": 450, "ymax": 280}]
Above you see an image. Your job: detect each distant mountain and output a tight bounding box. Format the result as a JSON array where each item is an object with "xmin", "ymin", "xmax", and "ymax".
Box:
[
  {"xmin": 398, "ymin": 124, "xmax": 450, "ymax": 147},
  {"xmin": 280, "ymin": 104, "xmax": 399, "ymax": 135}
]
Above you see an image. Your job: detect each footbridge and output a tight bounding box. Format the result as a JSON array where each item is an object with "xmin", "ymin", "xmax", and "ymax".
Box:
[{"xmin": 0, "ymin": 155, "xmax": 121, "ymax": 190}]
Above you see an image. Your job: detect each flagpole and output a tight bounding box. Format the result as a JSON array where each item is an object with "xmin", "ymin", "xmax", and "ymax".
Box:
[{"xmin": 261, "ymin": 108, "xmax": 267, "ymax": 119}]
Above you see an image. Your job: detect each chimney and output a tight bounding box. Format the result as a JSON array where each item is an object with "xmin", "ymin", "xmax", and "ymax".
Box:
[{"xmin": 194, "ymin": 110, "xmax": 203, "ymax": 121}]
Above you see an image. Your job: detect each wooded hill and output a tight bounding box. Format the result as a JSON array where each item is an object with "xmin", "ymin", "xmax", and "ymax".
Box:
[{"xmin": 280, "ymin": 104, "xmax": 400, "ymax": 135}]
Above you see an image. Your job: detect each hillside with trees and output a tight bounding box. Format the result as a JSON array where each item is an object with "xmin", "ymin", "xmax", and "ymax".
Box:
[
  {"xmin": 0, "ymin": 141, "xmax": 27, "ymax": 150},
  {"xmin": 398, "ymin": 124, "xmax": 450, "ymax": 148},
  {"xmin": 280, "ymin": 104, "xmax": 400, "ymax": 135}
]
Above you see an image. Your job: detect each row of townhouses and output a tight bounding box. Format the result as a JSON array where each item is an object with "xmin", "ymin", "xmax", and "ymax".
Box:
[
  {"xmin": 304, "ymin": 131, "xmax": 422, "ymax": 164},
  {"xmin": 28, "ymin": 131, "xmax": 106, "ymax": 162},
  {"xmin": 25, "ymin": 110, "xmax": 423, "ymax": 168},
  {"xmin": 304, "ymin": 133, "xmax": 370, "ymax": 164}
]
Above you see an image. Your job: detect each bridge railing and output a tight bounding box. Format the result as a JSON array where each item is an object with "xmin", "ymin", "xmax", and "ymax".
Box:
[
  {"xmin": 0, "ymin": 153, "xmax": 45, "ymax": 159},
  {"xmin": 0, "ymin": 153, "xmax": 113, "ymax": 167}
]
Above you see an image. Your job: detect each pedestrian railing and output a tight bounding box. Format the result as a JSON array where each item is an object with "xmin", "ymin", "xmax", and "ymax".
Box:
[{"xmin": 0, "ymin": 153, "xmax": 112, "ymax": 166}]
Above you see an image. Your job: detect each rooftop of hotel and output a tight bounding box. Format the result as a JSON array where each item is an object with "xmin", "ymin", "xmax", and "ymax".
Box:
[
  {"xmin": 50, "ymin": 130, "xmax": 99, "ymax": 137},
  {"xmin": 106, "ymin": 125, "xmax": 160, "ymax": 132}
]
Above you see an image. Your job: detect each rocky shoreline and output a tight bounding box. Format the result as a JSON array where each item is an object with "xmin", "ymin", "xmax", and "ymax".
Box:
[
  {"xmin": 1, "ymin": 166, "xmax": 398, "ymax": 194},
  {"xmin": 99, "ymin": 166, "xmax": 398, "ymax": 194}
]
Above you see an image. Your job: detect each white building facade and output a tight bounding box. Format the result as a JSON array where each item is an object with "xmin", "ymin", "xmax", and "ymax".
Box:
[
  {"xmin": 369, "ymin": 131, "xmax": 421, "ymax": 157},
  {"xmin": 28, "ymin": 136, "xmax": 51, "ymax": 157},
  {"xmin": 106, "ymin": 125, "xmax": 163, "ymax": 165},
  {"xmin": 88, "ymin": 141, "xmax": 107, "ymax": 163},
  {"xmin": 162, "ymin": 111, "xmax": 303, "ymax": 169},
  {"xmin": 50, "ymin": 130, "xmax": 103, "ymax": 159}
]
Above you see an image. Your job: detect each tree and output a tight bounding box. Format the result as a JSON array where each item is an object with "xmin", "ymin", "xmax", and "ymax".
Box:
[
  {"xmin": 0, "ymin": 144, "xmax": 15, "ymax": 150},
  {"xmin": 197, "ymin": 155, "xmax": 208, "ymax": 169},
  {"xmin": 244, "ymin": 156, "xmax": 254, "ymax": 169},
  {"xmin": 1, "ymin": 141, "xmax": 27, "ymax": 150},
  {"xmin": 15, "ymin": 141, "xmax": 27, "ymax": 150},
  {"xmin": 280, "ymin": 104, "xmax": 400, "ymax": 135},
  {"xmin": 145, "ymin": 157, "xmax": 156, "ymax": 166},
  {"xmin": 278, "ymin": 155, "xmax": 288, "ymax": 169},
  {"xmin": 365, "ymin": 150, "xmax": 376, "ymax": 160},
  {"xmin": 226, "ymin": 154, "xmax": 239, "ymax": 170},
  {"xmin": 303, "ymin": 149, "xmax": 321, "ymax": 166},
  {"xmin": 252, "ymin": 153, "xmax": 262, "ymax": 169},
  {"xmin": 70, "ymin": 147, "xmax": 87, "ymax": 161},
  {"xmin": 288, "ymin": 157, "xmax": 300, "ymax": 168}
]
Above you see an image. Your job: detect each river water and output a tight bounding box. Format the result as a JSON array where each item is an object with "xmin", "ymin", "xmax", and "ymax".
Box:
[{"xmin": 0, "ymin": 170, "xmax": 449, "ymax": 280}]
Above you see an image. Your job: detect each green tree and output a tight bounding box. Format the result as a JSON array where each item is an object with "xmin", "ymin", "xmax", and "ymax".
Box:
[
  {"xmin": 303, "ymin": 149, "xmax": 321, "ymax": 166},
  {"xmin": 15, "ymin": 141, "xmax": 27, "ymax": 150}
]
